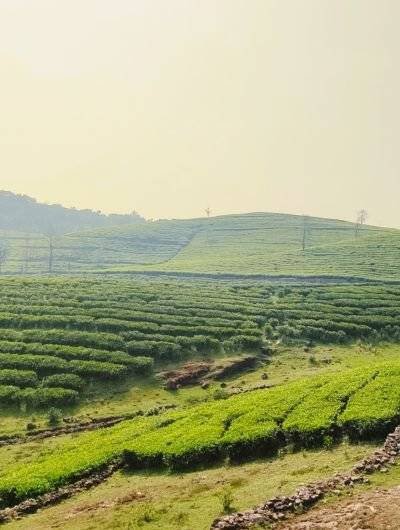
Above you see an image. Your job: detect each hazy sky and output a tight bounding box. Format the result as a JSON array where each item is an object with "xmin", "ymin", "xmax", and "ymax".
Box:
[{"xmin": 1, "ymin": 0, "xmax": 399, "ymax": 226}]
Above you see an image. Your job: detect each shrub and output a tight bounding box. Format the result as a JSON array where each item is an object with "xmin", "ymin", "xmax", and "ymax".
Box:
[
  {"xmin": 0, "ymin": 369, "xmax": 38, "ymax": 388},
  {"xmin": 218, "ymin": 486, "xmax": 235, "ymax": 514},
  {"xmin": 0, "ymin": 385, "xmax": 19, "ymax": 405},
  {"xmin": 16, "ymin": 387, "xmax": 79, "ymax": 409},
  {"xmin": 42, "ymin": 374, "xmax": 84, "ymax": 391},
  {"xmin": 47, "ymin": 407, "xmax": 63, "ymax": 427}
]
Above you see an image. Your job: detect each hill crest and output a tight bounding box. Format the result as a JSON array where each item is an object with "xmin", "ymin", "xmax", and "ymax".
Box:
[{"xmin": 0, "ymin": 190, "xmax": 144, "ymax": 235}]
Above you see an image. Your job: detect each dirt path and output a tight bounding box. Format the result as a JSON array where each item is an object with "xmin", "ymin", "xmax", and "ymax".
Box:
[
  {"xmin": 99, "ymin": 270, "xmax": 382, "ymax": 284},
  {"xmin": 280, "ymin": 486, "xmax": 400, "ymax": 529}
]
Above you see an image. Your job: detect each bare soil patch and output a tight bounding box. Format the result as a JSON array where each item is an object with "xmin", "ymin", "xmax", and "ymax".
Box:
[{"xmin": 280, "ymin": 486, "xmax": 400, "ymax": 529}]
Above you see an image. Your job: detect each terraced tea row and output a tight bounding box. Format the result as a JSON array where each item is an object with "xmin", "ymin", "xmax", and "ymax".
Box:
[
  {"xmin": 1, "ymin": 361, "xmax": 400, "ymax": 507},
  {"xmin": 266, "ymin": 284, "xmax": 400, "ymax": 343},
  {"xmin": 0, "ymin": 278, "xmax": 268, "ymax": 408},
  {"xmin": 0, "ymin": 279, "xmax": 400, "ymax": 408}
]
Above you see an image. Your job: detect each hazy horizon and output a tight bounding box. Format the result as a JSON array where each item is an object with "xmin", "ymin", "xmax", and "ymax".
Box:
[{"xmin": 1, "ymin": 1, "xmax": 400, "ymax": 227}]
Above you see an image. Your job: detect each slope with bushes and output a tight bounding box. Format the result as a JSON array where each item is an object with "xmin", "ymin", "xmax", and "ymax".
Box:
[
  {"xmin": 1, "ymin": 211, "xmax": 399, "ymax": 278},
  {"xmin": 2, "ymin": 361, "xmax": 400, "ymax": 506},
  {"xmin": 0, "ymin": 278, "xmax": 399, "ymax": 408}
]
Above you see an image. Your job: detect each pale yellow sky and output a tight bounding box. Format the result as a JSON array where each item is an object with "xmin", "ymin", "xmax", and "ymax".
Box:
[{"xmin": 1, "ymin": 0, "xmax": 399, "ymax": 226}]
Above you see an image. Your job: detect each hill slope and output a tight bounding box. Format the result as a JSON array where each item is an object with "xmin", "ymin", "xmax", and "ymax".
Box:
[
  {"xmin": 125, "ymin": 213, "xmax": 399, "ymax": 280},
  {"xmin": 0, "ymin": 212, "xmax": 399, "ymax": 279},
  {"xmin": 109, "ymin": 212, "xmax": 400, "ymax": 281}
]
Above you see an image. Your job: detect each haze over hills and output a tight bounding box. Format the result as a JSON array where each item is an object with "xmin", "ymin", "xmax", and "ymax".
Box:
[
  {"xmin": 0, "ymin": 191, "xmax": 144, "ymax": 235},
  {"xmin": 0, "ymin": 196, "xmax": 398, "ymax": 280}
]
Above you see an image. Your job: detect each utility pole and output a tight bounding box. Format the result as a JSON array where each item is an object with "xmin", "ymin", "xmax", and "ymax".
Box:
[
  {"xmin": 0, "ymin": 244, "xmax": 8, "ymax": 274},
  {"xmin": 46, "ymin": 225, "xmax": 55, "ymax": 274},
  {"xmin": 21, "ymin": 236, "xmax": 31, "ymax": 274},
  {"xmin": 48, "ymin": 235, "xmax": 54, "ymax": 274}
]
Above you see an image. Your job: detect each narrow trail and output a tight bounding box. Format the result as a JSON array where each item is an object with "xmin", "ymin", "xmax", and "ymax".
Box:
[
  {"xmin": 211, "ymin": 426, "xmax": 400, "ymax": 529},
  {"xmin": 98, "ymin": 270, "xmax": 387, "ymax": 284}
]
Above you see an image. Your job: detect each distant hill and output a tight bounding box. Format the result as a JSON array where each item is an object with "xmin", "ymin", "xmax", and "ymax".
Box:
[
  {"xmin": 0, "ymin": 211, "xmax": 399, "ymax": 280},
  {"xmin": 109, "ymin": 212, "xmax": 400, "ymax": 281},
  {"xmin": 0, "ymin": 191, "xmax": 144, "ymax": 235}
]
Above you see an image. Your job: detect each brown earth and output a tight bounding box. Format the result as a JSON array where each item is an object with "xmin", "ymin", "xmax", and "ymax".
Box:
[
  {"xmin": 158, "ymin": 361, "xmax": 211, "ymax": 389},
  {"xmin": 279, "ymin": 486, "xmax": 400, "ymax": 529},
  {"xmin": 158, "ymin": 355, "xmax": 258, "ymax": 390}
]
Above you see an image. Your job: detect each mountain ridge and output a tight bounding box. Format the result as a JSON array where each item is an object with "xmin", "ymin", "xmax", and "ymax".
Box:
[{"xmin": 0, "ymin": 190, "xmax": 144, "ymax": 235}]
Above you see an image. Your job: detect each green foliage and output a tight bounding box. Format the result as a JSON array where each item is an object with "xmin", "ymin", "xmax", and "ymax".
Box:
[
  {"xmin": 16, "ymin": 387, "xmax": 79, "ymax": 409},
  {"xmin": 42, "ymin": 373, "xmax": 84, "ymax": 391},
  {"xmin": 218, "ymin": 486, "xmax": 235, "ymax": 514},
  {"xmin": 47, "ymin": 407, "xmax": 63, "ymax": 427},
  {"xmin": 0, "ymin": 369, "xmax": 38, "ymax": 388},
  {"xmin": 283, "ymin": 370, "xmax": 375, "ymax": 444}
]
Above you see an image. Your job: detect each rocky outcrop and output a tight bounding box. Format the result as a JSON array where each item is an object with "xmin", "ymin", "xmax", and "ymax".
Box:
[
  {"xmin": 211, "ymin": 426, "xmax": 400, "ymax": 529},
  {"xmin": 158, "ymin": 362, "xmax": 211, "ymax": 390},
  {"xmin": 158, "ymin": 355, "xmax": 258, "ymax": 390},
  {"xmin": 205, "ymin": 356, "xmax": 257, "ymax": 381}
]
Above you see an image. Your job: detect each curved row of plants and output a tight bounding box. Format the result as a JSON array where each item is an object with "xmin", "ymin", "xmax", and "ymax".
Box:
[
  {"xmin": 0, "ymin": 278, "xmax": 268, "ymax": 407},
  {"xmin": 1, "ymin": 361, "xmax": 400, "ymax": 507}
]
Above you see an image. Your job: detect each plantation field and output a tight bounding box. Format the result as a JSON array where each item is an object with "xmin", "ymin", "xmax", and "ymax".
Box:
[
  {"xmin": 1, "ymin": 360, "xmax": 400, "ymax": 507},
  {"xmin": 0, "ymin": 277, "xmax": 268, "ymax": 409},
  {"xmin": 0, "ymin": 276, "xmax": 399, "ymax": 526},
  {"xmin": 0, "ymin": 277, "xmax": 399, "ymax": 412},
  {"xmin": 1, "ymin": 212, "xmax": 400, "ymax": 279},
  {"xmin": 0, "ymin": 220, "xmax": 198, "ymax": 274},
  {"xmin": 111, "ymin": 213, "xmax": 400, "ymax": 280}
]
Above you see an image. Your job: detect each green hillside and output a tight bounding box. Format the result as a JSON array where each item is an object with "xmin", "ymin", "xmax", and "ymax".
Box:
[
  {"xmin": 126, "ymin": 213, "xmax": 400, "ymax": 280},
  {"xmin": 1, "ymin": 212, "xmax": 399, "ymax": 280},
  {"xmin": 111, "ymin": 212, "xmax": 400, "ymax": 281},
  {"xmin": 0, "ymin": 220, "xmax": 198, "ymax": 273}
]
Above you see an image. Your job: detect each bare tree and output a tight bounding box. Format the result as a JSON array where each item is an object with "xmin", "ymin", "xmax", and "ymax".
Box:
[
  {"xmin": 302, "ymin": 215, "xmax": 309, "ymax": 252},
  {"xmin": 355, "ymin": 209, "xmax": 368, "ymax": 238},
  {"xmin": 0, "ymin": 244, "xmax": 8, "ymax": 274}
]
